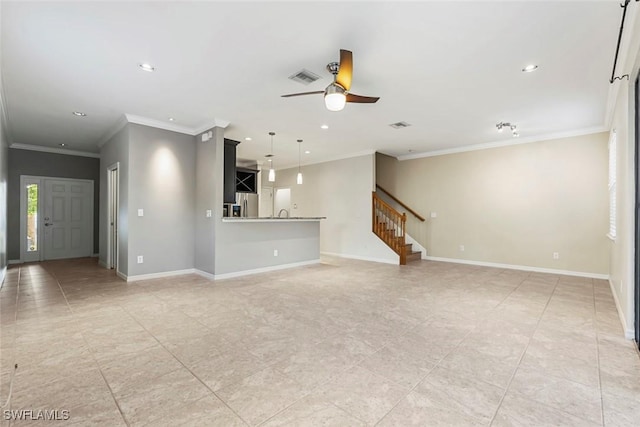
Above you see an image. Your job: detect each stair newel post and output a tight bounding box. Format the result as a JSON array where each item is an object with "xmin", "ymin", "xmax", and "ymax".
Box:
[
  {"xmin": 399, "ymin": 212, "xmax": 407, "ymax": 265},
  {"xmin": 372, "ymin": 192, "xmax": 376, "ymax": 234}
]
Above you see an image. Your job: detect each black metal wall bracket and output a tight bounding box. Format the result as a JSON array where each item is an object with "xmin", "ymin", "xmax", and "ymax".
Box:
[{"xmin": 610, "ymin": 0, "xmax": 640, "ymax": 84}]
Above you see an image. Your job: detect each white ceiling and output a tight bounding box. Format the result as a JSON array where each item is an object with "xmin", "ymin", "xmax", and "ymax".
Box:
[{"xmin": 1, "ymin": 1, "xmax": 624, "ymax": 168}]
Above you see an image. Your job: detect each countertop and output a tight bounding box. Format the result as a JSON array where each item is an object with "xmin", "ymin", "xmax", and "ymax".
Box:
[{"xmin": 222, "ymin": 217, "xmax": 325, "ymax": 223}]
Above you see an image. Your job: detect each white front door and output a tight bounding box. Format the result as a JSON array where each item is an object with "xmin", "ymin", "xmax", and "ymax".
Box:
[{"xmin": 42, "ymin": 179, "xmax": 93, "ymax": 260}]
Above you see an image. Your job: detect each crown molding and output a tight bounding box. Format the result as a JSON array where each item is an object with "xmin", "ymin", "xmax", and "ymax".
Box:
[
  {"xmin": 97, "ymin": 114, "xmax": 128, "ymax": 148},
  {"xmin": 125, "ymin": 114, "xmax": 230, "ymax": 137},
  {"xmin": 393, "ymin": 126, "xmax": 607, "ymax": 161},
  {"xmin": 125, "ymin": 114, "xmax": 196, "ymax": 135},
  {"xmin": 192, "ymin": 118, "xmax": 230, "ymax": 135},
  {"xmin": 276, "ymin": 149, "xmax": 376, "ymax": 171},
  {"xmin": 10, "ymin": 143, "xmax": 100, "ymax": 158},
  {"xmin": 0, "ymin": 76, "xmax": 12, "ymax": 146}
]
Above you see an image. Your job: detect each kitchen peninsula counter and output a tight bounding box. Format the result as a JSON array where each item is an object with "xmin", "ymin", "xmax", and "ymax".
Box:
[
  {"xmin": 222, "ymin": 217, "xmax": 325, "ymax": 222},
  {"xmin": 214, "ymin": 217, "xmax": 323, "ymax": 278}
]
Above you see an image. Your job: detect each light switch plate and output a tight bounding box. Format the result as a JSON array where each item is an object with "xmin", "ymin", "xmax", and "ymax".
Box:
[
  {"xmin": 206, "ymin": 210, "xmax": 212, "ymax": 218},
  {"xmin": 138, "ymin": 209, "xmax": 144, "ymax": 217}
]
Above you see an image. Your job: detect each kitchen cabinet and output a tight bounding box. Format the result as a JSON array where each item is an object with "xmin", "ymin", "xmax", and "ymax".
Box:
[{"xmin": 224, "ymin": 139, "xmax": 240, "ymax": 204}]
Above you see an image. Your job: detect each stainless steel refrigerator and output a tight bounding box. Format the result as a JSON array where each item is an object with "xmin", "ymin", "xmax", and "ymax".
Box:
[{"xmin": 236, "ymin": 192, "xmax": 259, "ymax": 218}]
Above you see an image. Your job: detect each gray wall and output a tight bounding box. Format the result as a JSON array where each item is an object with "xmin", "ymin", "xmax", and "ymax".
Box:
[
  {"xmin": 194, "ymin": 127, "xmax": 224, "ymax": 275},
  {"xmin": 7, "ymin": 149, "xmax": 100, "ymax": 260},
  {"xmin": 99, "ymin": 125, "xmax": 130, "ymax": 275},
  {"xmin": 0, "ymin": 107, "xmax": 8, "ymax": 283},
  {"xmin": 215, "ymin": 221, "xmax": 320, "ymax": 275},
  {"xmin": 126, "ymin": 124, "xmax": 196, "ymax": 277}
]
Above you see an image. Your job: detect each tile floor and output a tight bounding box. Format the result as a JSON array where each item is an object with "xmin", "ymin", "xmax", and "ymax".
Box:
[{"xmin": 1, "ymin": 257, "xmax": 639, "ymax": 426}]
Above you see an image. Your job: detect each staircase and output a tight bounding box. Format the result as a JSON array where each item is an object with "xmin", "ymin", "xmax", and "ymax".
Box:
[{"xmin": 372, "ymin": 192, "xmax": 422, "ymax": 265}]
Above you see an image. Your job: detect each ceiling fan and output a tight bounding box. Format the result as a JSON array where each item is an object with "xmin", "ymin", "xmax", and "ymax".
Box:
[{"xmin": 282, "ymin": 49, "xmax": 380, "ymax": 111}]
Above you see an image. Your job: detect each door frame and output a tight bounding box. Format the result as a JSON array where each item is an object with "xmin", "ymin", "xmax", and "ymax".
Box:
[
  {"xmin": 19, "ymin": 175, "xmax": 94, "ymax": 262},
  {"xmin": 106, "ymin": 163, "xmax": 120, "ymax": 272}
]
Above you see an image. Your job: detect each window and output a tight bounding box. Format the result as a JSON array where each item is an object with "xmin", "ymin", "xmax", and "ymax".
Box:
[{"xmin": 608, "ymin": 130, "xmax": 617, "ymax": 239}]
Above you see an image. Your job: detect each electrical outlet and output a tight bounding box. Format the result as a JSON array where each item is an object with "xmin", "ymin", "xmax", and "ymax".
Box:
[
  {"xmin": 430, "ymin": 212, "xmax": 437, "ymax": 218},
  {"xmin": 553, "ymin": 252, "xmax": 559, "ymax": 260},
  {"xmin": 273, "ymin": 249, "xmax": 278, "ymax": 257},
  {"xmin": 459, "ymin": 245, "xmax": 465, "ymax": 252},
  {"xmin": 137, "ymin": 255, "xmax": 144, "ymax": 264},
  {"xmin": 205, "ymin": 209, "xmax": 212, "ymax": 218}
]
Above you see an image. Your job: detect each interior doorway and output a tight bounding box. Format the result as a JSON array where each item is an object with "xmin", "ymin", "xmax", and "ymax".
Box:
[
  {"xmin": 260, "ymin": 186, "xmax": 274, "ymax": 217},
  {"xmin": 107, "ymin": 164, "xmax": 119, "ymax": 271},
  {"xmin": 274, "ymin": 187, "xmax": 291, "ymax": 218},
  {"xmin": 20, "ymin": 176, "xmax": 94, "ymax": 262}
]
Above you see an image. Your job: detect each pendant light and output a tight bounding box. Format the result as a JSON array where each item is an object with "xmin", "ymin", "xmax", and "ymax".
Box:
[
  {"xmin": 296, "ymin": 139, "xmax": 303, "ymax": 185},
  {"xmin": 268, "ymin": 132, "xmax": 276, "ymax": 182}
]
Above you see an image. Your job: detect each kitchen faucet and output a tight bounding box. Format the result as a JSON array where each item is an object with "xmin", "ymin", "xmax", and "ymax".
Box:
[{"xmin": 278, "ymin": 209, "xmax": 289, "ymax": 218}]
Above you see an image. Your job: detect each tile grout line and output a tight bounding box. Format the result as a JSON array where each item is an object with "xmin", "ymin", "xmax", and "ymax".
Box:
[
  {"xmin": 592, "ymin": 277, "xmax": 606, "ymax": 427},
  {"xmin": 116, "ymin": 302, "xmax": 252, "ymax": 427},
  {"xmin": 44, "ymin": 264, "xmax": 131, "ymax": 427},
  {"xmin": 491, "ymin": 277, "xmax": 604, "ymax": 424},
  {"xmin": 485, "ymin": 273, "xmax": 561, "ymax": 426},
  {"xmin": 374, "ymin": 268, "xmax": 535, "ymax": 426},
  {"xmin": 2, "ymin": 266, "xmax": 22, "ymax": 427}
]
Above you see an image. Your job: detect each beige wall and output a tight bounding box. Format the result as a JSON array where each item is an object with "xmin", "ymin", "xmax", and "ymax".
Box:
[
  {"xmin": 377, "ymin": 132, "xmax": 609, "ymax": 275},
  {"xmin": 275, "ymin": 154, "xmax": 397, "ymax": 263},
  {"xmin": 607, "ymin": 5, "xmax": 640, "ymax": 339}
]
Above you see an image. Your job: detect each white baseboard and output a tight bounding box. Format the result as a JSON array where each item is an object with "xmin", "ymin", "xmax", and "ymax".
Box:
[
  {"xmin": 8, "ymin": 259, "xmax": 22, "ymax": 265},
  {"xmin": 0, "ymin": 266, "xmax": 6, "ymax": 290},
  {"xmin": 424, "ymin": 256, "xmax": 609, "ymax": 280},
  {"xmin": 321, "ymin": 251, "xmax": 398, "ymax": 265},
  {"xmin": 91, "ymin": 253, "xmax": 99, "ymax": 258},
  {"xmin": 125, "ymin": 268, "xmax": 196, "ymax": 282},
  {"xmin": 194, "ymin": 269, "xmax": 215, "ymax": 281},
  {"xmin": 116, "ymin": 271, "xmax": 127, "ymax": 281},
  {"xmin": 608, "ymin": 278, "xmax": 635, "ymax": 340},
  {"xmin": 209, "ymin": 259, "xmax": 321, "ymax": 280},
  {"xmin": 98, "ymin": 259, "xmax": 107, "ymax": 268}
]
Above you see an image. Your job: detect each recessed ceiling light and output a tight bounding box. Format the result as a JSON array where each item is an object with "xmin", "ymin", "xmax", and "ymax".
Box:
[
  {"xmin": 139, "ymin": 63, "xmax": 155, "ymax": 72},
  {"xmin": 59, "ymin": 143, "xmax": 66, "ymax": 147},
  {"xmin": 72, "ymin": 111, "xmax": 86, "ymax": 117},
  {"xmin": 522, "ymin": 64, "xmax": 538, "ymax": 73},
  {"xmin": 304, "ymin": 150, "xmax": 311, "ymax": 154},
  {"xmin": 169, "ymin": 117, "xmax": 175, "ymax": 121},
  {"xmin": 320, "ymin": 124, "xmax": 329, "ymax": 130},
  {"xmin": 245, "ymin": 137, "xmax": 252, "ymax": 141}
]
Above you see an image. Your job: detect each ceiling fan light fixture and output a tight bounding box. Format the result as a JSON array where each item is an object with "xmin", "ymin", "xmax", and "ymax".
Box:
[{"xmin": 324, "ymin": 84, "xmax": 346, "ymax": 111}]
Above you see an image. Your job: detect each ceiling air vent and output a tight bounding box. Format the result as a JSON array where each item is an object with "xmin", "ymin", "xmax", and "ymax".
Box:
[
  {"xmin": 289, "ymin": 69, "xmax": 321, "ymax": 85},
  {"xmin": 389, "ymin": 121, "xmax": 411, "ymax": 129}
]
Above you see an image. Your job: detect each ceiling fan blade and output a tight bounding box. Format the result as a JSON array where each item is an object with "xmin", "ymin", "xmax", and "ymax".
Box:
[
  {"xmin": 335, "ymin": 49, "xmax": 353, "ymax": 91},
  {"xmin": 281, "ymin": 91, "xmax": 324, "ymax": 98},
  {"xmin": 346, "ymin": 93, "xmax": 379, "ymax": 103}
]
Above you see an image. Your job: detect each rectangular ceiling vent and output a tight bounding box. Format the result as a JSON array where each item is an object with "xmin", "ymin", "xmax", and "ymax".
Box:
[
  {"xmin": 389, "ymin": 121, "xmax": 412, "ymax": 129},
  {"xmin": 289, "ymin": 69, "xmax": 321, "ymax": 85}
]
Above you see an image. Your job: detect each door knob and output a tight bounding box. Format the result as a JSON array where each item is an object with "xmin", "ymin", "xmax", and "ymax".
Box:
[{"xmin": 44, "ymin": 222, "xmax": 53, "ymax": 226}]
